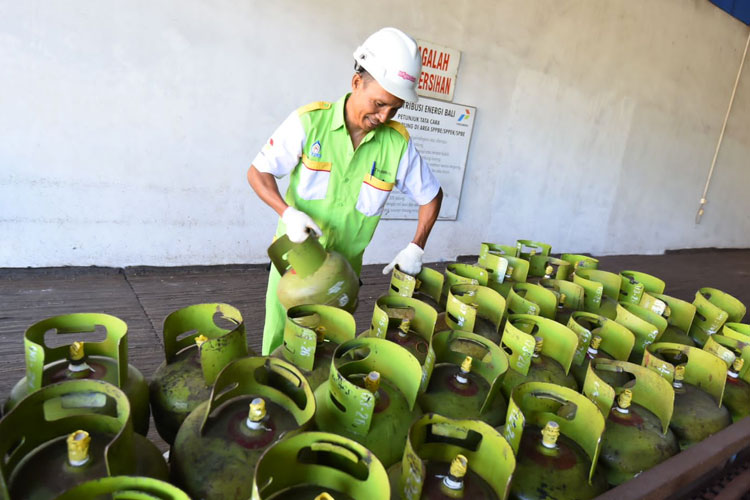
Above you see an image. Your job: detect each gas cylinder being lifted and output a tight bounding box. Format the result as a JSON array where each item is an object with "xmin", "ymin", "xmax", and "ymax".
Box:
[
  {"xmin": 503, "ymin": 382, "xmax": 608, "ymax": 500},
  {"xmin": 500, "ymin": 315, "xmax": 579, "ymax": 399},
  {"xmin": 643, "ymin": 343, "xmax": 732, "ymax": 449},
  {"xmin": 388, "ymin": 414, "xmax": 516, "ymax": 499},
  {"xmin": 55, "ymin": 477, "xmax": 190, "ymax": 500},
  {"xmin": 444, "ymin": 283, "xmax": 506, "ymax": 347},
  {"xmin": 418, "ymin": 330, "xmax": 509, "ymax": 427},
  {"xmin": 702, "ymin": 335, "xmax": 750, "ymax": 421},
  {"xmin": 314, "ymin": 337, "xmax": 423, "ymax": 468},
  {"xmin": 567, "ymin": 311, "xmax": 635, "ymax": 387},
  {"xmin": 271, "ymin": 304, "xmax": 356, "ymax": 390},
  {"xmin": 583, "ymin": 358, "xmax": 679, "ymax": 486},
  {"xmin": 252, "ymin": 431, "xmax": 390, "ymax": 499},
  {"xmin": 150, "ymin": 303, "xmax": 249, "ymax": 444},
  {"xmin": 360, "ymin": 294, "xmax": 438, "ymax": 392},
  {"xmin": 0, "ymin": 379, "xmax": 168, "ymax": 500},
  {"xmin": 389, "ymin": 266, "xmax": 445, "ymax": 312},
  {"xmin": 170, "ymin": 356, "xmax": 316, "ymax": 500},
  {"xmin": 5, "ymin": 313, "xmax": 150, "ymax": 435},
  {"xmin": 690, "ymin": 287, "xmax": 746, "ymax": 346},
  {"xmin": 268, "ymin": 233, "xmax": 360, "ymax": 312}
]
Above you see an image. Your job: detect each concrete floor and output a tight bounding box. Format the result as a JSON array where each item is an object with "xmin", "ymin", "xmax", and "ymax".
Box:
[{"xmin": 1, "ymin": 249, "xmax": 749, "ymax": 452}]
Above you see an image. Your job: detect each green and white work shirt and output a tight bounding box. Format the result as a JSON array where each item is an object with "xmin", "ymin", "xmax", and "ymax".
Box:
[{"xmin": 253, "ymin": 93, "xmax": 441, "ymax": 274}]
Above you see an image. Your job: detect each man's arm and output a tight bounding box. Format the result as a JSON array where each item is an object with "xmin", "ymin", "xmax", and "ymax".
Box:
[
  {"xmin": 411, "ymin": 188, "xmax": 443, "ymax": 249},
  {"xmin": 247, "ymin": 165, "xmax": 288, "ymax": 217}
]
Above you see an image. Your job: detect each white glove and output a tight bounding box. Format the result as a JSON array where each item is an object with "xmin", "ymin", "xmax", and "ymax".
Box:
[
  {"xmin": 281, "ymin": 207, "xmax": 322, "ymax": 243},
  {"xmin": 382, "ymin": 243, "xmax": 424, "ymax": 276}
]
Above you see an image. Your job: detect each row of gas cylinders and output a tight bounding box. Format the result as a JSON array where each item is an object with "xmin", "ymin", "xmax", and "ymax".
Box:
[{"xmin": 0, "ymin": 238, "xmax": 747, "ymax": 499}]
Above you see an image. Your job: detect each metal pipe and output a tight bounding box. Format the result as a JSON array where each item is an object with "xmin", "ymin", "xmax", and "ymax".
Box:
[{"xmin": 695, "ymin": 28, "xmax": 750, "ymax": 224}]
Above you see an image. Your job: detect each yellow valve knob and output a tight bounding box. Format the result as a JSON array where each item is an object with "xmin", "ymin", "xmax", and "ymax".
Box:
[
  {"xmin": 365, "ymin": 371, "xmax": 380, "ymax": 394},
  {"xmin": 67, "ymin": 430, "xmax": 91, "ymax": 466},
  {"xmin": 415, "ymin": 278, "xmax": 422, "ymax": 289},
  {"xmin": 505, "ymin": 265, "xmax": 514, "ymax": 278},
  {"xmin": 541, "ymin": 421, "xmax": 560, "ymax": 448},
  {"xmin": 534, "ymin": 336, "xmax": 544, "ymax": 354},
  {"xmin": 460, "ymin": 356, "xmax": 473, "ymax": 374},
  {"xmin": 195, "ymin": 334, "xmax": 209, "ymax": 347},
  {"xmin": 545, "ymin": 265, "xmax": 554, "ymax": 276},
  {"xmin": 248, "ymin": 398, "xmax": 267, "ymax": 423},
  {"xmin": 399, "ymin": 318, "xmax": 411, "ymax": 334},
  {"xmin": 314, "ymin": 494, "xmax": 335, "ymax": 500},
  {"xmin": 449, "ymin": 454, "xmax": 468, "ymax": 479},
  {"xmin": 590, "ymin": 335, "xmax": 603, "ymax": 350},
  {"xmin": 559, "ymin": 293, "xmax": 567, "ymax": 304},
  {"xmin": 617, "ymin": 389, "xmax": 633, "ymax": 409},
  {"xmin": 674, "ymin": 364, "xmax": 686, "ymax": 381},
  {"xmin": 733, "ymin": 358, "xmax": 745, "ymax": 371},
  {"xmin": 315, "ymin": 325, "xmax": 327, "ymax": 343},
  {"xmin": 530, "ymin": 249, "xmax": 537, "ymax": 256},
  {"xmin": 70, "ymin": 341, "xmax": 85, "ymax": 361}
]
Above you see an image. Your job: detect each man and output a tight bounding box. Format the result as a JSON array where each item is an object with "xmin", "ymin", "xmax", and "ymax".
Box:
[{"xmin": 248, "ymin": 27, "xmax": 443, "ymax": 355}]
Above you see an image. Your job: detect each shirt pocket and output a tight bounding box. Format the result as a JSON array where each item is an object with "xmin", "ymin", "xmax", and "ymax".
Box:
[
  {"xmin": 296, "ymin": 154, "xmax": 332, "ymax": 201},
  {"xmin": 356, "ymin": 174, "xmax": 395, "ymax": 217}
]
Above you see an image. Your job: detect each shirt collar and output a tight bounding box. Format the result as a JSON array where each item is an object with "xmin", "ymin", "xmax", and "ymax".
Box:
[{"xmin": 330, "ymin": 93, "xmax": 349, "ymax": 131}]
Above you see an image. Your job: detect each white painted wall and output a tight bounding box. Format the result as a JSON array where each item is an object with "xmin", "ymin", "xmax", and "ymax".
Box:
[{"xmin": 1, "ymin": 0, "xmax": 748, "ymax": 267}]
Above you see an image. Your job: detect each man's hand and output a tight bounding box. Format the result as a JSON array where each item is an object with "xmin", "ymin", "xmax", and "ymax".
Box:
[
  {"xmin": 282, "ymin": 207, "xmax": 322, "ymax": 243},
  {"xmin": 382, "ymin": 243, "xmax": 424, "ymax": 276}
]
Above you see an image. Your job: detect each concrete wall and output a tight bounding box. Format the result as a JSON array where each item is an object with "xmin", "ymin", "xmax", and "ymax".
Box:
[{"xmin": 1, "ymin": 0, "xmax": 748, "ymax": 267}]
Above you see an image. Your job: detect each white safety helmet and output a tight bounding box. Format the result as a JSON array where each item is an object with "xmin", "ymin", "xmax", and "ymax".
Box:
[{"xmin": 353, "ymin": 27, "xmax": 422, "ymax": 103}]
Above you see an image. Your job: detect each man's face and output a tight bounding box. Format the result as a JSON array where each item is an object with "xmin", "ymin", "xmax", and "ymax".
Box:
[{"xmin": 349, "ymin": 73, "xmax": 405, "ymax": 133}]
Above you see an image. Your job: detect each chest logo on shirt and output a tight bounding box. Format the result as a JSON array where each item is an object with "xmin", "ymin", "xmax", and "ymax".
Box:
[{"xmin": 310, "ymin": 140, "xmax": 322, "ymax": 158}]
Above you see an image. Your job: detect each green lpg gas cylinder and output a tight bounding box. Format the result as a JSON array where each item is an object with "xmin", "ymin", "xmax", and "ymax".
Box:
[
  {"xmin": 573, "ymin": 268, "xmax": 622, "ymax": 318},
  {"xmin": 703, "ymin": 336, "xmax": 750, "ymax": 421},
  {"xmin": 567, "ymin": 311, "xmax": 635, "ymax": 387},
  {"xmin": 150, "ymin": 303, "xmax": 249, "ymax": 444},
  {"xmin": 361, "ymin": 294, "xmax": 438, "ymax": 392},
  {"xmin": 526, "ymin": 257, "xmax": 571, "ymax": 283},
  {"xmin": 614, "ymin": 301, "xmax": 667, "ymax": 364},
  {"xmin": 170, "ymin": 356, "xmax": 316, "ymax": 500},
  {"xmin": 559, "ymin": 254, "xmax": 599, "ymax": 280},
  {"xmin": 690, "ymin": 288, "xmax": 746, "ymax": 346},
  {"xmin": 268, "ymin": 233, "xmax": 360, "ymax": 312},
  {"xmin": 418, "ymin": 330, "xmax": 509, "ymax": 426},
  {"xmin": 388, "ymin": 414, "xmax": 515, "ymax": 499},
  {"xmin": 441, "ymin": 263, "xmax": 489, "ymax": 305},
  {"xmin": 584, "ymin": 359, "xmax": 678, "ymax": 485},
  {"xmin": 618, "ymin": 270, "xmax": 666, "ymax": 306},
  {"xmin": 314, "ymin": 337, "xmax": 423, "ymax": 468},
  {"xmin": 251, "ymin": 431, "xmax": 390, "ymax": 499},
  {"xmin": 643, "ymin": 343, "xmax": 731, "ymax": 449},
  {"xmin": 271, "ymin": 304, "xmax": 355, "ymax": 390},
  {"xmin": 5, "ymin": 313, "xmax": 150, "ymax": 435},
  {"xmin": 390, "ymin": 266, "xmax": 445, "ymax": 312},
  {"xmin": 478, "ymin": 243, "xmax": 530, "ymax": 298},
  {"xmin": 56, "ymin": 476, "xmax": 190, "ymax": 500},
  {"xmin": 500, "ymin": 315, "xmax": 579, "ymax": 399},
  {"xmin": 444, "ymin": 284, "xmax": 505, "ymax": 346},
  {"xmin": 641, "ymin": 293, "xmax": 697, "ymax": 347},
  {"xmin": 506, "ymin": 283, "xmax": 557, "ymax": 319},
  {"xmin": 538, "ymin": 278, "xmax": 585, "ymax": 324},
  {"xmin": 515, "ymin": 240, "xmax": 552, "ymax": 277},
  {"xmin": 503, "ymin": 382, "xmax": 608, "ymax": 500},
  {"xmin": 0, "ymin": 379, "xmax": 167, "ymax": 500}
]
